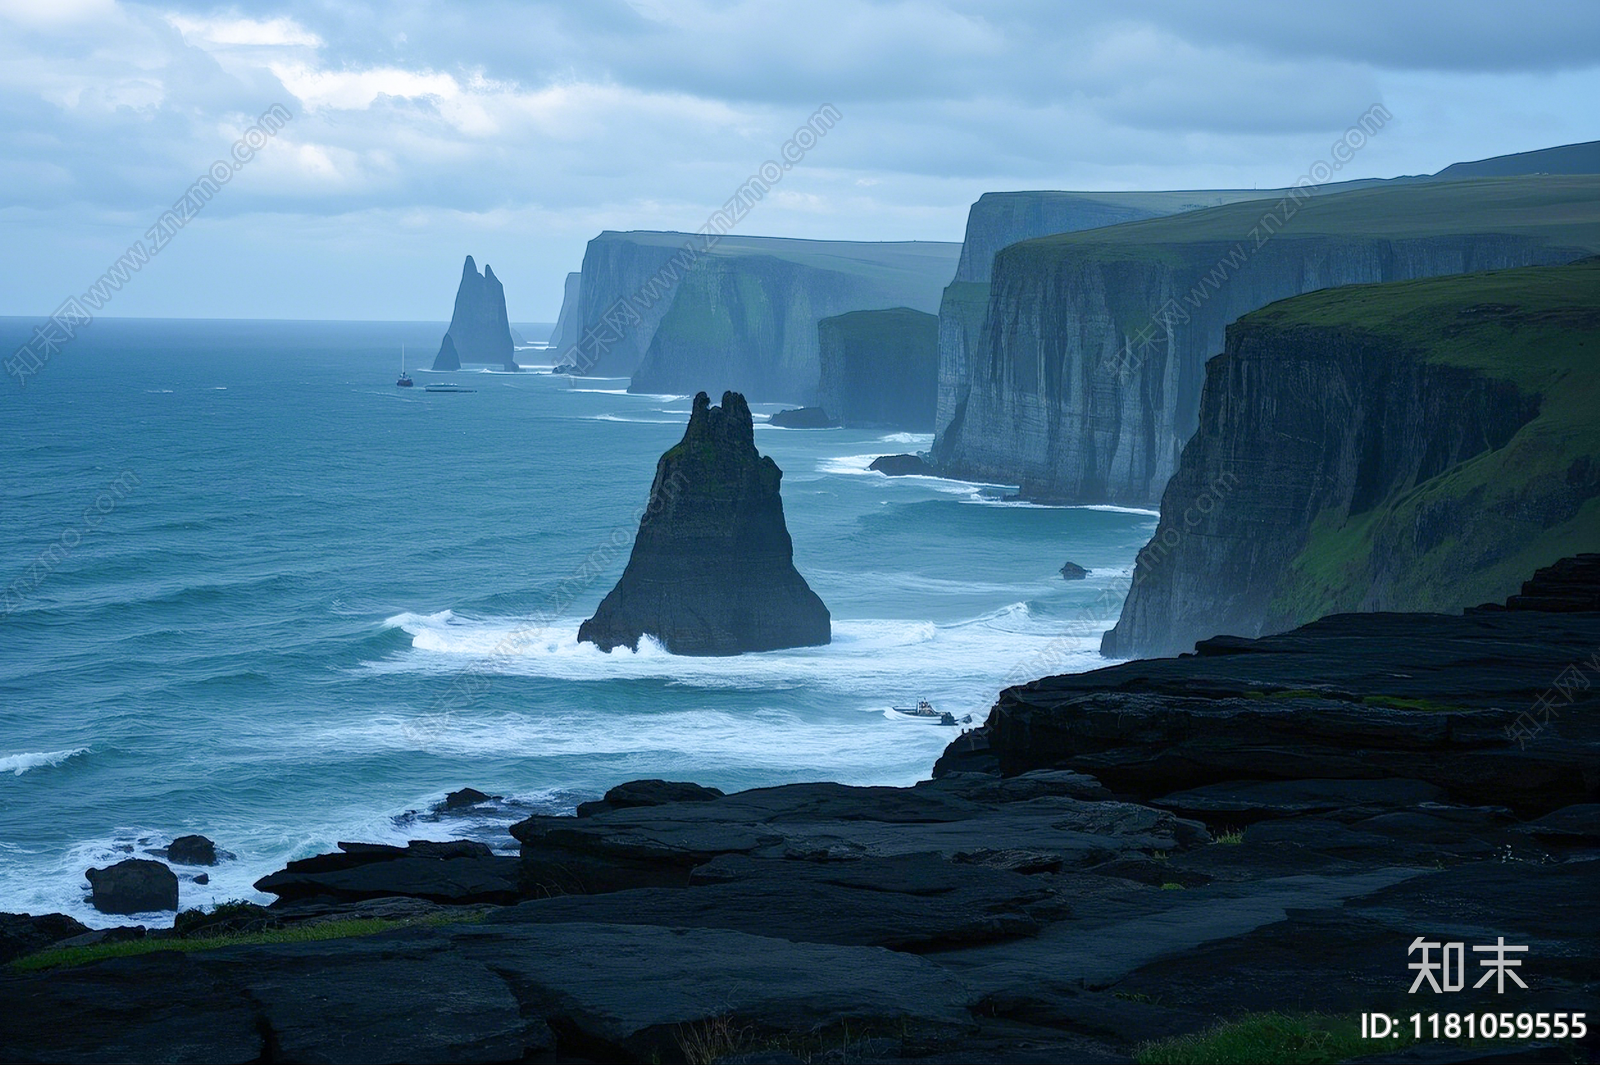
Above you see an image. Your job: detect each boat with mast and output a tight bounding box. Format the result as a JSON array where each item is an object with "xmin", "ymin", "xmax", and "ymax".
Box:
[{"xmin": 397, "ymin": 344, "xmax": 413, "ymax": 387}]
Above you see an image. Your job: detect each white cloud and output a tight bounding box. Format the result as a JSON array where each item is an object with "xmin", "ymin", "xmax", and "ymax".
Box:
[{"xmin": 166, "ymin": 13, "xmax": 322, "ymax": 48}]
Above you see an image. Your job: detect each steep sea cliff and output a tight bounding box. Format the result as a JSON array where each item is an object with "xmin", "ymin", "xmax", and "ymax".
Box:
[
  {"xmin": 1102, "ymin": 258, "xmax": 1600, "ymax": 658},
  {"xmin": 934, "ymin": 188, "xmax": 1320, "ymax": 446},
  {"xmin": 564, "ymin": 230, "xmax": 958, "ymax": 396},
  {"xmin": 933, "ymin": 177, "xmax": 1600, "ymax": 505},
  {"xmin": 816, "ymin": 307, "xmax": 938, "ymax": 429}
]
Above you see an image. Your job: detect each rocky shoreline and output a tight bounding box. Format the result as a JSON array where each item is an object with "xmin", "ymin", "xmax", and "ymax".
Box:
[{"xmin": 2, "ymin": 559, "xmax": 1596, "ymax": 1063}]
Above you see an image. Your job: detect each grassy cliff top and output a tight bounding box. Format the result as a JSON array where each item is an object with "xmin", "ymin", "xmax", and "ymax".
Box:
[
  {"xmin": 818, "ymin": 306, "xmax": 937, "ymax": 330},
  {"xmin": 1238, "ymin": 257, "xmax": 1600, "ymax": 374},
  {"xmin": 590, "ymin": 230, "xmax": 961, "ymax": 283},
  {"xmin": 1246, "ymin": 259, "xmax": 1600, "ymax": 623},
  {"xmin": 1003, "ymin": 176, "xmax": 1600, "ymax": 267}
]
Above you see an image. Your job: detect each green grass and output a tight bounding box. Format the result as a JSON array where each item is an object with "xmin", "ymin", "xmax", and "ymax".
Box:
[
  {"xmin": 1011, "ymin": 176, "xmax": 1600, "ymax": 266},
  {"xmin": 1253, "ymin": 258, "xmax": 1600, "ymax": 626},
  {"xmin": 9, "ymin": 913, "xmax": 477, "ymax": 972},
  {"xmin": 1212, "ymin": 830, "xmax": 1245, "ymax": 846},
  {"xmin": 1160, "ymin": 882, "xmax": 1186, "ymax": 891},
  {"xmin": 1136, "ymin": 1012, "xmax": 1410, "ymax": 1064}
]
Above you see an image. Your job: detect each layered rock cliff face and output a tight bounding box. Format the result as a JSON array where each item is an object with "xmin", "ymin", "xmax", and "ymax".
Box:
[
  {"xmin": 564, "ymin": 230, "xmax": 959, "ymax": 393},
  {"xmin": 578, "ymin": 391, "xmax": 830, "ymax": 655},
  {"xmin": 933, "ymin": 177, "xmax": 1600, "ymax": 504},
  {"xmin": 816, "ymin": 307, "xmax": 938, "ymax": 429},
  {"xmin": 434, "ymin": 255, "xmax": 517, "ymax": 372},
  {"xmin": 936, "ymin": 189, "xmax": 1304, "ymax": 444},
  {"xmin": 549, "ymin": 271, "xmax": 581, "ymax": 357},
  {"xmin": 1101, "ymin": 258, "xmax": 1600, "ymax": 658}
]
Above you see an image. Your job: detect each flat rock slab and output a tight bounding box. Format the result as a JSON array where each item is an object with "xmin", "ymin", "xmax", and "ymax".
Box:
[
  {"xmin": 1152, "ymin": 777, "xmax": 1447, "ymax": 820},
  {"xmin": 203, "ymin": 935, "xmax": 547, "ymax": 1063},
  {"xmin": 0, "ymin": 951, "xmax": 263, "ymax": 1064},
  {"xmin": 450, "ymin": 920, "xmax": 977, "ymax": 1061},
  {"xmin": 492, "ymin": 852, "xmax": 1059, "ymax": 950},
  {"xmin": 256, "ymin": 854, "xmax": 522, "ymax": 905},
  {"xmin": 931, "ymin": 868, "xmax": 1424, "ymax": 997},
  {"xmin": 513, "ymin": 781, "xmax": 1207, "ymax": 894},
  {"xmin": 1113, "ymin": 858, "xmax": 1600, "ymax": 1022}
]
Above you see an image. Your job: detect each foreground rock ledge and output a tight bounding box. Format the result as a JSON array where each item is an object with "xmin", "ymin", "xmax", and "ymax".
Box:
[{"xmin": 579, "ymin": 390, "xmax": 830, "ymax": 655}]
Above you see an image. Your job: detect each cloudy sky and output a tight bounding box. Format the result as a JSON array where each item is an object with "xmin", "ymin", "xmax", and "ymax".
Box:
[{"xmin": 3, "ymin": 0, "xmax": 1597, "ymax": 322}]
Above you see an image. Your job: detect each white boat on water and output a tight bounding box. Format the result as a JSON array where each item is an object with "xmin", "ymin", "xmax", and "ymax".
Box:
[{"xmin": 890, "ymin": 699, "xmax": 969, "ymax": 726}]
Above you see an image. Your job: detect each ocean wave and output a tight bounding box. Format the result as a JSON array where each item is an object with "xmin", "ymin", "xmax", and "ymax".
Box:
[
  {"xmin": 591, "ymin": 413, "xmax": 684, "ymax": 425},
  {"xmin": 2, "ymin": 747, "xmax": 89, "ymax": 776},
  {"xmin": 878, "ymin": 432, "xmax": 933, "ymax": 445},
  {"xmin": 371, "ymin": 605, "xmax": 1109, "ymax": 696}
]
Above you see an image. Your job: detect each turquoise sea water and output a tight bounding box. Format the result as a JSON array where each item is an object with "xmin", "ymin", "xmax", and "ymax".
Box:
[{"xmin": 0, "ymin": 317, "xmax": 1155, "ymax": 925}]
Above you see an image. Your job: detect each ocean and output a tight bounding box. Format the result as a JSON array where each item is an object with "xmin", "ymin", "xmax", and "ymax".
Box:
[{"xmin": 0, "ymin": 317, "xmax": 1155, "ymax": 926}]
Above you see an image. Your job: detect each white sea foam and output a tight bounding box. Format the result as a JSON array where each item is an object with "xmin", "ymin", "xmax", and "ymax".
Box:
[
  {"xmin": 373, "ymin": 604, "xmax": 1109, "ymax": 703},
  {"xmin": 1, "ymin": 747, "xmax": 89, "ymax": 776},
  {"xmin": 878, "ymin": 432, "xmax": 933, "ymax": 445},
  {"xmin": 591, "ymin": 413, "xmax": 684, "ymax": 425}
]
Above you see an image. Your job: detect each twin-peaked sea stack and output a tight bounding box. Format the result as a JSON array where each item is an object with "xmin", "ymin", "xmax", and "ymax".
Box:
[
  {"xmin": 579, "ymin": 392, "xmax": 831, "ymax": 655},
  {"xmin": 433, "ymin": 255, "xmax": 518, "ymax": 372}
]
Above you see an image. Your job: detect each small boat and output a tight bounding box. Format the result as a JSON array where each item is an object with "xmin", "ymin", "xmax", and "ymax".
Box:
[
  {"xmin": 397, "ymin": 344, "xmax": 413, "ymax": 387},
  {"xmin": 891, "ymin": 699, "xmax": 963, "ymax": 726},
  {"xmin": 424, "ymin": 383, "xmax": 476, "ymax": 393}
]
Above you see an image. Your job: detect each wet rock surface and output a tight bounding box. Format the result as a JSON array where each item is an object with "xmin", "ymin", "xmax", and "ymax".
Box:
[
  {"xmin": 84, "ymin": 858, "xmax": 179, "ymax": 915},
  {"xmin": 869, "ymin": 453, "xmax": 936, "ymax": 476}
]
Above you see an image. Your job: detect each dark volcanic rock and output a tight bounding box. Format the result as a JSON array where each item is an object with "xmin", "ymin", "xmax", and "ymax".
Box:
[
  {"xmin": 0, "ymin": 952, "xmax": 264, "ymax": 1063},
  {"xmin": 869, "ymin": 453, "xmax": 935, "ymax": 476},
  {"xmin": 86, "ymin": 858, "xmax": 178, "ymax": 915},
  {"xmin": 578, "ymin": 391, "xmax": 830, "ymax": 655},
  {"xmin": 941, "ymin": 595, "xmax": 1600, "ymax": 817},
  {"xmin": 495, "ymin": 852, "xmax": 1054, "ymax": 950},
  {"xmin": 433, "ymin": 254, "xmax": 517, "ymax": 372},
  {"xmin": 438, "ymin": 787, "xmax": 497, "ymax": 810},
  {"xmin": 164, "ymin": 834, "xmax": 217, "ymax": 866},
  {"xmin": 767, "ymin": 405, "xmax": 837, "ymax": 429},
  {"xmin": 254, "ymin": 839, "xmax": 520, "ymax": 906},
  {"xmin": 512, "ymin": 778, "xmax": 1206, "ymax": 897},
  {"xmin": 0, "ymin": 912, "xmax": 90, "ymax": 964},
  {"xmin": 576, "ymin": 778, "xmax": 724, "ymax": 817},
  {"xmin": 1059, "ymin": 561, "xmax": 1088, "ymax": 580}
]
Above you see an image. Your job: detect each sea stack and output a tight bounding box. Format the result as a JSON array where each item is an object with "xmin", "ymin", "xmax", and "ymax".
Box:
[
  {"xmin": 579, "ymin": 391, "xmax": 830, "ymax": 655},
  {"xmin": 433, "ymin": 255, "xmax": 517, "ymax": 372}
]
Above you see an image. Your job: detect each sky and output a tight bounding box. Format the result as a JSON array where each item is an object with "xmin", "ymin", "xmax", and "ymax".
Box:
[{"xmin": 2, "ymin": 0, "xmax": 1598, "ymax": 322}]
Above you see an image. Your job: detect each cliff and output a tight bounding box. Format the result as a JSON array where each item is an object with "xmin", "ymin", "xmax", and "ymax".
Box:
[
  {"xmin": 1101, "ymin": 258, "xmax": 1600, "ymax": 659},
  {"xmin": 549, "ymin": 271, "xmax": 581, "ymax": 356},
  {"xmin": 815, "ymin": 307, "xmax": 938, "ymax": 429},
  {"xmin": 434, "ymin": 255, "xmax": 517, "ymax": 372},
  {"xmin": 933, "ymin": 188, "xmax": 1378, "ymax": 443},
  {"xmin": 933, "ymin": 176, "xmax": 1600, "ymax": 505},
  {"xmin": 578, "ymin": 391, "xmax": 830, "ymax": 655},
  {"xmin": 563, "ymin": 230, "xmax": 958, "ymax": 395}
]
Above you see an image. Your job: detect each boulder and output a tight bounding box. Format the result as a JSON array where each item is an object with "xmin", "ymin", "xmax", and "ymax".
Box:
[
  {"xmin": 0, "ymin": 912, "xmax": 91, "ymax": 964},
  {"xmin": 576, "ymin": 778, "xmax": 724, "ymax": 817},
  {"xmin": 439, "ymin": 787, "xmax": 497, "ymax": 811},
  {"xmin": 767, "ymin": 406, "xmax": 837, "ymax": 429},
  {"xmin": 868, "ymin": 453, "xmax": 936, "ymax": 476},
  {"xmin": 578, "ymin": 392, "xmax": 831, "ymax": 655},
  {"xmin": 1059, "ymin": 561, "xmax": 1088, "ymax": 580},
  {"xmin": 86, "ymin": 858, "xmax": 179, "ymax": 915},
  {"xmin": 165, "ymin": 834, "xmax": 217, "ymax": 866}
]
